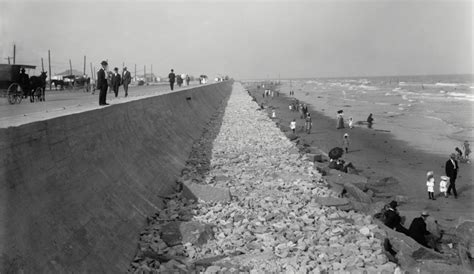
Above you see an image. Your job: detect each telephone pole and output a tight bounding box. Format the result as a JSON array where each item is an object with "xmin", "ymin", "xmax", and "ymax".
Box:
[
  {"xmin": 13, "ymin": 44, "xmax": 16, "ymax": 64},
  {"xmin": 41, "ymin": 58, "xmax": 44, "ymax": 72},
  {"xmin": 48, "ymin": 50, "xmax": 52, "ymax": 90},
  {"xmin": 83, "ymin": 56, "xmax": 86, "ymax": 75},
  {"xmin": 134, "ymin": 64, "xmax": 137, "ymax": 82},
  {"xmin": 69, "ymin": 59, "xmax": 73, "ymax": 75},
  {"xmin": 144, "ymin": 65, "xmax": 146, "ymax": 83}
]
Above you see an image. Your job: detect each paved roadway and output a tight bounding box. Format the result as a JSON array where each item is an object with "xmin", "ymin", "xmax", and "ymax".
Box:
[{"xmin": 0, "ymin": 83, "xmax": 200, "ymax": 128}]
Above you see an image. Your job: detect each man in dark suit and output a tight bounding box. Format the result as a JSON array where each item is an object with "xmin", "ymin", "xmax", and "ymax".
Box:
[
  {"xmin": 97, "ymin": 61, "xmax": 109, "ymax": 105},
  {"xmin": 122, "ymin": 67, "xmax": 131, "ymax": 97},
  {"xmin": 111, "ymin": 67, "xmax": 121, "ymax": 98},
  {"xmin": 408, "ymin": 211, "xmax": 431, "ymax": 247},
  {"xmin": 168, "ymin": 69, "xmax": 176, "ymax": 90},
  {"xmin": 445, "ymin": 153, "xmax": 459, "ymax": 198}
]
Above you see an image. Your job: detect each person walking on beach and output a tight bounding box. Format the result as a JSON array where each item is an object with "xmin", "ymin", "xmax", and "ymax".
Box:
[
  {"xmin": 290, "ymin": 119, "xmax": 296, "ymax": 134},
  {"xmin": 97, "ymin": 60, "xmax": 109, "ymax": 105},
  {"xmin": 348, "ymin": 117, "xmax": 354, "ymax": 129},
  {"xmin": 337, "ymin": 111, "xmax": 345, "ymax": 129},
  {"xmin": 367, "ymin": 113, "xmax": 374, "ymax": 128},
  {"xmin": 445, "ymin": 153, "xmax": 459, "ymax": 198},
  {"xmin": 343, "ymin": 133, "xmax": 350, "ymax": 153},
  {"xmin": 426, "ymin": 171, "xmax": 435, "ymax": 200},
  {"xmin": 440, "ymin": 176, "xmax": 449, "ymax": 198},
  {"xmin": 111, "ymin": 67, "xmax": 121, "ymax": 98},
  {"xmin": 463, "ymin": 140, "xmax": 471, "ymax": 161},
  {"xmin": 305, "ymin": 113, "xmax": 312, "ymax": 134},
  {"xmin": 168, "ymin": 69, "xmax": 176, "ymax": 90},
  {"xmin": 122, "ymin": 67, "xmax": 131, "ymax": 97}
]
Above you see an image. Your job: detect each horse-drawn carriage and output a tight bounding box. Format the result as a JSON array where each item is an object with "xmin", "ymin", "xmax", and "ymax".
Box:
[{"xmin": 0, "ymin": 64, "xmax": 47, "ymax": 104}]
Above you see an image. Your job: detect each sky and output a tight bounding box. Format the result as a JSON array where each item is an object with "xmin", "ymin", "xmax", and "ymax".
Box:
[{"xmin": 0, "ymin": 0, "xmax": 472, "ymax": 79}]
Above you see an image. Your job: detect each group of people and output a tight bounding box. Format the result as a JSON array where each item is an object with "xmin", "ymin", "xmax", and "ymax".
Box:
[
  {"xmin": 167, "ymin": 69, "xmax": 191, "ymax": 91},
  {"xmin": 382, "ymin": 201, "xmax": 442, "ymax": 251},
  {"xmin": 262, "ymin": 89, "xmax": 278, "ymax": 98},
  {"xmin": 336, "ymin": 111, "xmax": 374, "ymax": 130},
  {"xmin": 96, "ymin": 61, "xmax": 132, "ymax": 105},
  {"xmin": 426, "ymin": 152, "xmax": 462, "ymax": 199}
]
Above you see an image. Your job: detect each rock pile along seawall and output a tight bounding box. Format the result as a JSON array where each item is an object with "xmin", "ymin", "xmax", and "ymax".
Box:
[{"xmin": 0, "ymin": 81, "xmax": 233, "ymax": 273}]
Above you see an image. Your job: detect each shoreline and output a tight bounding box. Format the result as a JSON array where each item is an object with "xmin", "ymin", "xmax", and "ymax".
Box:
[{"xmin": 246, "ymin": 83, "xmax": 473, "ymax": 228}]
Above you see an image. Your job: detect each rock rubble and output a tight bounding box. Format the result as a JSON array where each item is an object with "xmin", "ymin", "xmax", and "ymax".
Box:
[{"xmin": 130, "ymin": 83, "xmax": 395, "ymax": 273}]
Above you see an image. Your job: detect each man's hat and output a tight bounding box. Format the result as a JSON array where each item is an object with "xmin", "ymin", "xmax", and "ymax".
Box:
[
  {"xmin": 114, "ymin": 67, "xmax": 118, "ymax": 71},
  {"xmin": 101, "ymin": 60, "xmax": 108, "ymax": 66},
  {"xmin": 421, "ymin": 211, "xmax": 429, "ymax": 217},
  {"xmin": 389, "ymin": 200, "xmax": 398, "ymax": 208},
  {"xmin": 450, "ymin": 153, "xmax": 456, "ymax": 158},
  {"xmin": 123, "ymin": 67, "xmax": 127, "ymax": 70}
]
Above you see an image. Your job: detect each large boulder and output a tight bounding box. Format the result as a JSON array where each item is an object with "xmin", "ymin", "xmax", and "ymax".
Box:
[
  {"xmin": 182, "ymin": 180, "xmax": 232, "ymax": 203},
  {"xmin": 315, "ymin": 196, "xmax": 350, "ymax": 208},
  {"xmin": 343, "ymin": 182, "xmax": 372, "ymax": 204},
  {"xmin": 326, "ymin": 171, "xmax": 368, "ymax": 191},
  {"xmin": 161, "ymin": 221, "xmax": 214, "ymax": 247},
  {"xmin": 455, "ymin": 220, "xmax": 474, "ymax": 271}
]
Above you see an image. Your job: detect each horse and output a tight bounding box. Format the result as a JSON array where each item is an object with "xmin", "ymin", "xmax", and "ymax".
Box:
[{"xmin": 29, "ymin": 71, "xmax": 47, "ymax": 102}]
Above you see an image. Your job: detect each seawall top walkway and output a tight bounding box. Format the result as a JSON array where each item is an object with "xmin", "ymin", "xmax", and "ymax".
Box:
[{"xmin": 0, "ymin": 83, "xmax": 201, "ymax": 128}]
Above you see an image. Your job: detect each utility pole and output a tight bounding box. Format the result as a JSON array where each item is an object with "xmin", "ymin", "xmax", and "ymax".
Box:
[
  {"xmin": 83, "ymin": 56, "xmax": 86, "ymax": 75},
  {"xmin": 151, "ymin": 64, "xmax": 153, "ymax": 82},
  {"xmin": 90, "ymin": 63, "xmax": 94, "ymax": 80},
  {"xmin": 69, "ymin": 59, "xmax": 73, "ymax": 75},
  {"xmin": 41, "ymin": 58, "xmax": 44, "ymax": 72},
  {"xmin": 48, "ymin": 50, "xmax": 52, "ymax": 90},
  {"xmin": 13, "ymin": 44, "xmax": 16, "ymax": 64},
  {"xmin": 4, "ymin": 57, "xmax": 11, "ymax": 64},
  {"xmin": 144, "ymin": 65, "xmax": 146, "ymax": 83},
  {"xmin": 134, "ymin": 64, "xmax": 137, "ymax": 82}
]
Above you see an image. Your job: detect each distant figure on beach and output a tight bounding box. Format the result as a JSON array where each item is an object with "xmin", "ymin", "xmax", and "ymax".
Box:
[
  {"xmin": 111, "ymin": 67, "xmax": 121, "ymax": 98},
  {"xmin": 305, "ymin": 113, "xmax": 312, "ymax": 134},
  {"xmin": 97, "ymin": 60, "xmax": 109, "ymax": 105},
  {"xmin": 288, "ymin": 104, "xmax": 292, "ymax": 111},
  {"xmin": 455, "ymin": 147, "xmax": 463, "ymax": 161},
  {"xmin": 186, "ymin": 75, "xmax": 191, "ymax": 86},
  {"xmin": 343, "ymin": 133, "xmax": 350, "ymax": 153},
  {"xmin": 271, "ymin": 110, "xmax": 276, "ymax": 119},
  {"xmin": 122, "ymin": 67, "xmax": 131, "ymax": 97},
  {"xmin": 426, "ymin": 171, "xmax": 435, "ymax": 200},
  {"xmin": 440, "ymin": 176, "xmax": 449, "ymax": 198},
  {"xmin": 408, "ymin": 211, "xmax": 432, "ymax": 247},
  {"xmin": 348, "ymin": 117, "xmax": 354, "ymax": 129},
  {"xmin": 445, "ymin": 153, "xmax": 459, "ymax": 198},
  {"xmin": 290, "ymin": 119, "xmax": 296, "ymax": 134},
  {"xmin": 168, "ymin": 69, "xmax": 176, "ymax": 90},
  {"xmin": 176, "ymin": 74, "xmax": 183, "ymax": 87},
  {"xmin": 463, "ymin": 141, "xmax": 471, "ymax": 161},
  {"xmin": 383, "ymin": 201, "xmax": 409, "ymax": 235},
  {"xmin": 367, "ymin": 113, "xmax": 374, "ymax": 129},
  {"xmin": 337, "ymin": 111, "xmax": 345, "ymax": 129}
]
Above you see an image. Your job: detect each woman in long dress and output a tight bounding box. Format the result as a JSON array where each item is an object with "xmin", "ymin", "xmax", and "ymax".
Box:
[{"xmin": 337, "ymin": 113, "xmax": 345, "ymax": 129}]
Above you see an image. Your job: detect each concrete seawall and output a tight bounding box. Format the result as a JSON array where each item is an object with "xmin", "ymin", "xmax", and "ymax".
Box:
[{"xmin": 0, "ymin": 81, "xmax": 233, "ymax": 272}]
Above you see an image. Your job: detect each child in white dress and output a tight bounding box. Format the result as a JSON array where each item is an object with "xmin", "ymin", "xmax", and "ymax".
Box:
[
  {"xmin": 426, "ymin": 171, "xmax": 435, "ymax": 200},
  {"xmin": 440, "ymin": 176, "xmax": 449, "ymax": 198}
]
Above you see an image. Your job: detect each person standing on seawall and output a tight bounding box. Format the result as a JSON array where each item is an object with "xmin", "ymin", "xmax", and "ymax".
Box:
[
  {"xmin": 445, "ymin": 153, "xmax": 459, "ymax": 198},
  {"xmin": 97, "ymin": 60, "xmax": 109, "ymax": 105},
  {"xmin": 112, "ymin": 67, "xmax": 121, "ymax": 98},
  {"xmin": 168, "ymin": 69, "xmax": 176, "ymax": 90},
  {"xmin": 122, "ymin": 67, "xmax": 131, "ymax": 97}
]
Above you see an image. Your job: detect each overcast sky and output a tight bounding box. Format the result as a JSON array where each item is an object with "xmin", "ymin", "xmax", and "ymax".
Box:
[{"xmin": 0, "ymin": 0, "xmax": 472, "ymax": 79}]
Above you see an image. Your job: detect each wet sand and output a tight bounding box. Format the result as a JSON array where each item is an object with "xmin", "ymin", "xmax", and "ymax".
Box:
[{"xmin": 246, "ymin": 83, "xmax": 473, "ymax": 228}]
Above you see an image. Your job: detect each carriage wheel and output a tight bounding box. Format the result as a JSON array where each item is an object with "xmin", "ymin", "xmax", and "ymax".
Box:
[
  {"xmin": 16, "ymin": 94, "xmax": 22, "ymax": 104},
  {"xmin": 7, "ymin": 83, "xmax": 20, "ymax": 104}
]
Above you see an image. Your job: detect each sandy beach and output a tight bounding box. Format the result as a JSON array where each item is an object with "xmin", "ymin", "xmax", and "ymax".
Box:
[{"xmin": 246, "ymin": 82, "xmax": 473, "ymax": 229}]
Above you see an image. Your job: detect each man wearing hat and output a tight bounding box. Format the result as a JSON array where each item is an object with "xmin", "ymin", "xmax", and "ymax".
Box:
[
  {"xmin": 408, "ymin": 211, "xmax": 431, "ymax": 247},
  {"xmin": 122, "ymin": 67, "xmax": 131, "ymax": 97},
  {"xmin": 111, "ymin": 67, "xmax": 121, "ymax": 98},
  {"xmin": 97, "ymin": 61, "xmax": 109, "ymax": 105},
  {"xmin": 384, "ymin": 201, "xmax": 409, "ymax": 235},
  {"xmin": 445, "ymin": 153, "xmax": 459, "ymax": 198},
  {"xmin": 168, "ymin": 69, "xmax": 176, "ymax": 91}
]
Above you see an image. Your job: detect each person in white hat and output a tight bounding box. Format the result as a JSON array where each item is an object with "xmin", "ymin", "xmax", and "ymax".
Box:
[
  {"xmin": 439, "ymin": 176, "xmax": 449, "ymax": 198},
  {"xmin": 342, "ymin": 133, "xmax": 350, "ymax": 153},
  {"xmin": 426, "ymin": 171, "xmax": 435, "ymax": 200}
]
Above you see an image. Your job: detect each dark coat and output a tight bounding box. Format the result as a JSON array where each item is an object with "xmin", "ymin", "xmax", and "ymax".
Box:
[
  {"xmin": 408, "ymin": 217, "xmax": 430, "ymax": 247},
  {"xmin": 384, "ymin": 209, "xmax": 401, "ymax": 229},
  {"xmin": 97, "ymin": 68, "xmax": 107, "ymax": 90},
  {"xmin": 111, "ymin": 73, "xmax": 121, "ymax": 89},
  {"xmin": 122, "ymin": 71, "xmax": 131, "ymax": 85},
  {"xmin": 445, "ymin": 159, "xmax": 458, "ymax": 180},
  {"xmin": 168, "ymin": 72, "xmax": 175, "ymax": 83}
]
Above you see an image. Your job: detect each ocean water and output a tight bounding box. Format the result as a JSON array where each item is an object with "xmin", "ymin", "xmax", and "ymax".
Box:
[{"xmin": 282, "ymin": 74, "xmax": 473, "ymax": 156}]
